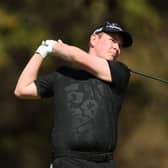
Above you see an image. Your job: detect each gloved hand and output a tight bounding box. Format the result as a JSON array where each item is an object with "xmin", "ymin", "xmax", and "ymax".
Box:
[{"xmin": 35, "ymin": 40, "xmax": 57, "ymax": 58}]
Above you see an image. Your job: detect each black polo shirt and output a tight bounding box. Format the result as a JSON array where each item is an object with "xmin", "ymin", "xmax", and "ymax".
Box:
[{"xmin": 35, "ymin": 60, "xmax": 130, "ymax": 155}]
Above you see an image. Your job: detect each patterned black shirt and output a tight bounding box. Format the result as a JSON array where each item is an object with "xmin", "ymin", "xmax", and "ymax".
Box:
[{"xmin": 35, "ymin": 60, "xmax": 130, "ymax": 155}]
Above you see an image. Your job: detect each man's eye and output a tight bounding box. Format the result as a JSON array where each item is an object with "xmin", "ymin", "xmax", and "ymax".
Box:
[
  {"xmin": 110, "ymin": 38, "xmax": 115, "ymax": 42},
  {"xmin": 111, "ymin": 39, "xmax": 117, "ymax": 43}
]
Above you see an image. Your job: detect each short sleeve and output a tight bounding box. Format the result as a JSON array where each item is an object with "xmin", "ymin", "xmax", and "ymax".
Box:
[
  {"xmin": 34, "ymin": 72, "xmax": 57, "ymax": 98},
  {"xmin": 107, "ymin": 60, "xmax": 130, "ymax": 92}
]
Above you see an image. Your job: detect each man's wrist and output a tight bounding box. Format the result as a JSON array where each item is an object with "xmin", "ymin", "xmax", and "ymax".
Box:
[
  {"xmin": 35, "ymin": 40, "xmax": 58, "ymax": 58},
  {"xmin": 35, "ymin": 45, "xmax": 49, "ymax": 58}
]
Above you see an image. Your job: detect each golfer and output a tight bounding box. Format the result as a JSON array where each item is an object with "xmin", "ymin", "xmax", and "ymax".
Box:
[{"xmin": 14, "ymin": 21, "xmax": 133, "ymax": 168}]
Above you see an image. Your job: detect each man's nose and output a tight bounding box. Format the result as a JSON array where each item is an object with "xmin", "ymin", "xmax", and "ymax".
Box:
[{"xmin": 113, "ymin": 43, "xmax": 120, "ymax": 54}]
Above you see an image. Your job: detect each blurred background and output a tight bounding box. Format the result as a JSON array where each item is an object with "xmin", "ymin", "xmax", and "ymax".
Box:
[{"xmin": 0, "ymin": 0, "xmax": 167, "ymax": 168}]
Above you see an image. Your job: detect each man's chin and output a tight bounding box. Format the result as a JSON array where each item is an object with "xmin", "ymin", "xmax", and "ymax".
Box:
[{"xmin": 108, "ymin": 56, "xmax": 117, "ymax": 61}]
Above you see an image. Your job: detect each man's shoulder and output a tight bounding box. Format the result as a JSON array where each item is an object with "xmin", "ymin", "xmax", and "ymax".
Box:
[{"xmin": 107, "ymin": 60, "xmax": 130, "ymax": 74}]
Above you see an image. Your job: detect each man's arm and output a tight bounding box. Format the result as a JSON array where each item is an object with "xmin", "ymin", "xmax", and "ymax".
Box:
[
  {"xmin": 14, "ymin": 40, "xmax": 57, "ymax": 99},
  {"xmin": 53, "ymin": 42, "xmax": 112, "ymax": 82},
  {"xmin": 14, "ymin": 53, "xmax": 44, "ymax": 99},
  {"xmin": 14, "ymin": 39, "xmax": 112, "ymax": 99}
]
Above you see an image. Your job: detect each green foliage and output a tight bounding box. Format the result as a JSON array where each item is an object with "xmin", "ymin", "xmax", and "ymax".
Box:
[
  {"xmin": 0, "ymin": 1, "xmax": 167, "ymax": 168},
  {"xmin": 0, "ymin": 7, "xmax": 49, "ymax": 68},
  {"xmin": 87, "ymin": 0, "xmax": 108, "ymax": 24},
  {"xmin": 116, "ymin": 0, "xmax": 162, "ymax": 33}
]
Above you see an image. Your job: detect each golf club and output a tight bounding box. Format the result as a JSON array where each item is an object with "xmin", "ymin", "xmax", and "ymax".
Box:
[{"xmin": 129, "ymin": 68, "xmax": 168, "ymax": 84}]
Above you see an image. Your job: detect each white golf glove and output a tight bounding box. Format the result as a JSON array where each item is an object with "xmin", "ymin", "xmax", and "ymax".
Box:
[{"xmin": 35, "ymin": 40, "xmax": 57, "ymax": 58}]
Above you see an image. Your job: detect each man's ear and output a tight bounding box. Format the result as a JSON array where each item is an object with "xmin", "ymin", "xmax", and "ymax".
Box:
[{"xmin": 89, "ymin": 34, "xmax": 98, "ymax": 47}]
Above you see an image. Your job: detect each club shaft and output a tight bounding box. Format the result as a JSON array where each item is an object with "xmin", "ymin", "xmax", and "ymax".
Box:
[{"xmin": 129, "ymin": 69, "xmax": 168, "ymax": 84}]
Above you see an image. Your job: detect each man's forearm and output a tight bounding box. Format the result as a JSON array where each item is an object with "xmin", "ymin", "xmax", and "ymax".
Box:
[
  {"xmin": 53, "ymin": 43, "xmax": 90, "ymax": 67},
  {"xmin": 53, "ymin": 42, "xmax": 112, "ymax": 82}
]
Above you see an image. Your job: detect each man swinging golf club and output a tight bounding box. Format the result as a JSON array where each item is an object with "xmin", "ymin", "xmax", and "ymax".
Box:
[{"xmin": 14, "ymin": 21, "xmax": 133, "ymax": 168}]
